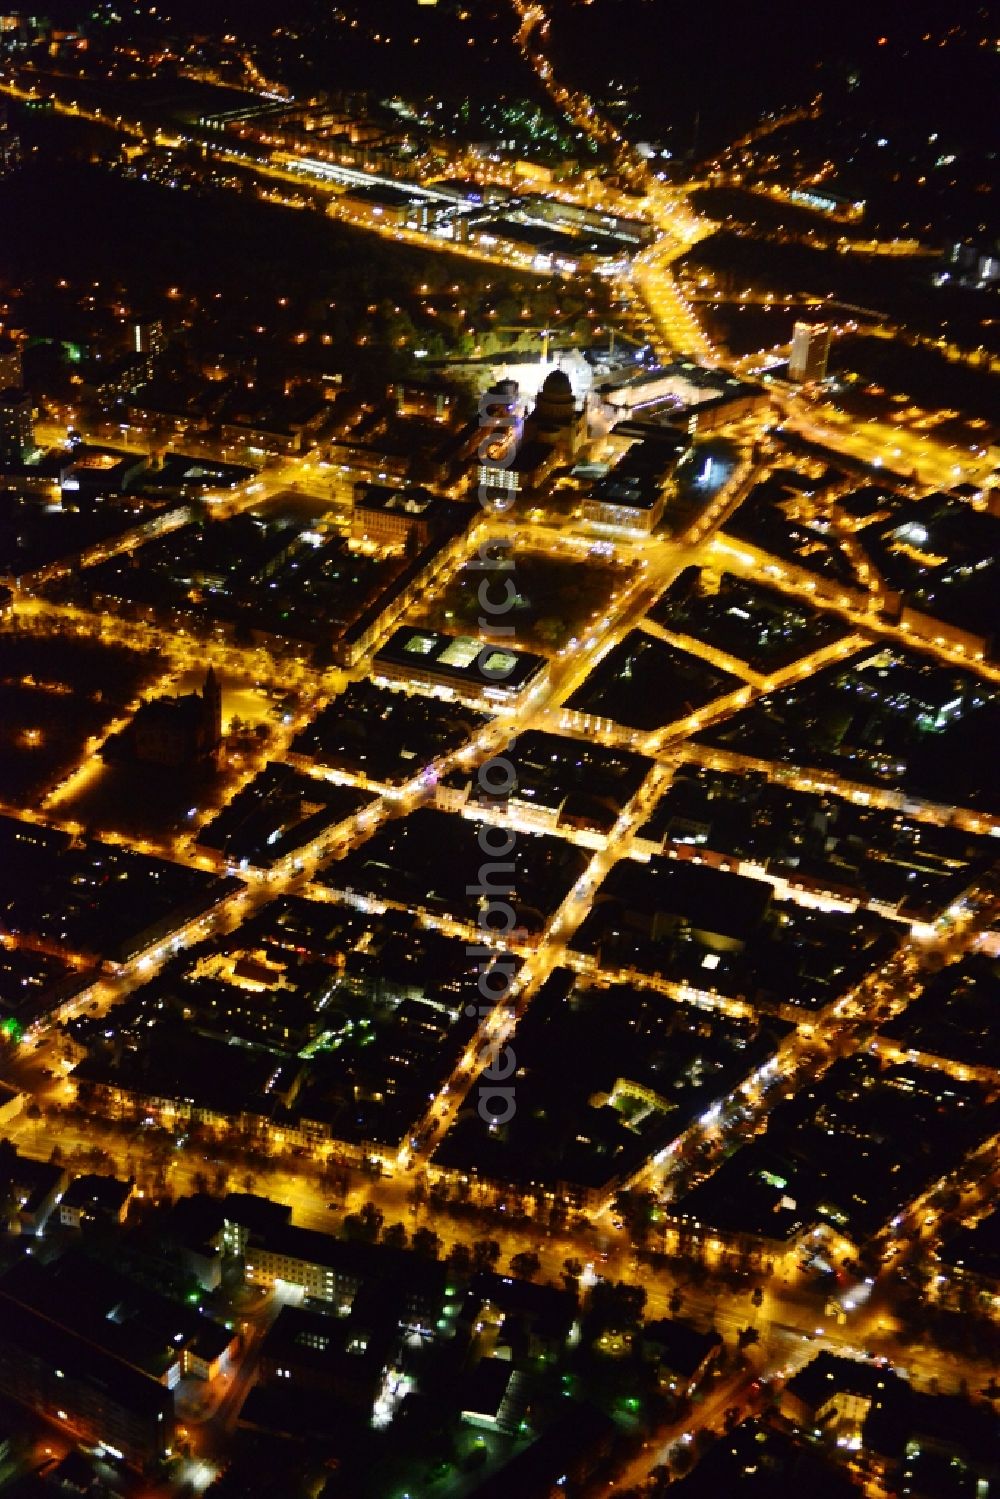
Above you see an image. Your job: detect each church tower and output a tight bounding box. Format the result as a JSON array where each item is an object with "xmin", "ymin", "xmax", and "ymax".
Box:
[{"xmin": 202, "ymin": 665, "xmax": 223, "ymax": 750}]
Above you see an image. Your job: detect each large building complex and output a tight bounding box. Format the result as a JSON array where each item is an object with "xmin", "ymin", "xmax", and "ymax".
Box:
[
  {"xmin": 372, "ymin": 626, "xmax": 548, "ymax": 707},
  {"xmin": 0, "ymin": 1293, "xmax": 174, "ymax": 1468}
]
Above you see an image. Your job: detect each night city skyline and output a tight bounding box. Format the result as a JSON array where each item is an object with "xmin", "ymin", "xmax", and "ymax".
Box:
[{"xmin": 0, "ymin": 3, "xmax": 998, "ymax": 1498}]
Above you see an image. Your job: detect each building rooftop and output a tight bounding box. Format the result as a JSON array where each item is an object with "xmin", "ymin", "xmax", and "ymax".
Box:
[
  {"xmin": 354, "ymin": 482, "xmax": 447, "ymax": 521},
  {"xmin": 320, "ymin": 804, "xmax": 587, "ymax": 939},
  {"xmin": 374, "ymin": 626, "xmax": 546, "ymax": 696},
  {"xmin": 863, "ymin": 1383, "xmax": 1000, "ymax": 1469},
  {"xmin": 0, "ymin": 1288, "xmax": 174, "ymax": 1423},
  {"xmin": 0, "ymin": 1250, "xmax": 232, "ymax": 1385},
  {"xmin": 785, "ymin": 1350, "xmax": 902, "ymax": 1410},
  {"xmin": 260, "ymin": 1302, "xmax": 394, "ymax": 1385},
  {"xmin": 937, "ymin": 1205, "xmax": 1000, "ymax": 1284},
  {"xmin": 222, "ymin": 1192, "xmax": 293, "ymax": 1239},
  {"xmin": 641, "ymin": 1318, "xmax": 722, "ymax": 1377},
  {"xmin": 878, "ymin": 954, "xmax": 1000, "ymax": 1072},
  {"xmin": 60, "ymin": 1173, "xmax": 133, "ymax": 1218},
  {"xmin": 293, "ymin": 678, "xmax": 488, "ymax": 786},
  {"xmin": 670, "ymin": 1143, "xmax": 812, "ymax": 1243},
  {"xmin": 248, "ymin": 1223, "xmax": 448, "ymax": 1304},
  {"xmin": 468, "ymin": 1271, "xmax": 577, "ymax": 1342},
  {"xmin": 460, "ymin": 1357, "xmax": 519, "ymax": 1424},
  {"xmin": 676, "ymin": 1056, "xmax": 999, "ymax": 1247},
  {"xmin": 469, "ymin": 729, "xmax": 650, "ymax": 822},
  {"xmin": 437, "ymin": 970, "xmax": 791, "ymax": 1196},
  {"xmin": 669, "ymin": 1416, "xmax": 860, "ymax": 1498},
  {"xmin": 342, "ymin": 182, "xmax": 424, "ymax": 210},
  {"xmin": 0, "ymin": 1142, "xmax": 64, "ymax": 1218}
]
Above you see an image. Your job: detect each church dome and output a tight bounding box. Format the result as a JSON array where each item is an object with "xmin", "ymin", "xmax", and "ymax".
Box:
[
  {"xmin": 540, "ymin": 368, "xmax": 573, "ymax": 399},
  {"xmin": 535, "ymin": 367, "xmax": 576, "ymax": 421}
]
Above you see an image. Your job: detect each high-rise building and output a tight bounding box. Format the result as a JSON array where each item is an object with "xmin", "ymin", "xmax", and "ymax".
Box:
[
  {"xmin": 788, "ymin": 322, "xmax": 831, "ymax": 384},
  {"xmin": 130, "ymin": 316, "xmax": 165, "ymax": 358},
  {"xmin": 0, "ymin": 101, "xmax": 20, "ymax": 176},
  {"xmin": 0, "ymin": 337, "xmax": 22, "ymax": 389},
  {"xmin": 0, "ymin": 388, "xmax": 33, "ymax": 463}
]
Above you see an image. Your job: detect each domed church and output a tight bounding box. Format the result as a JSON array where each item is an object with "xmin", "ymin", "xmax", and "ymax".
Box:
[{"xmin": 525, "ymin": 367, "xmax": 588, "ymax": 459}]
